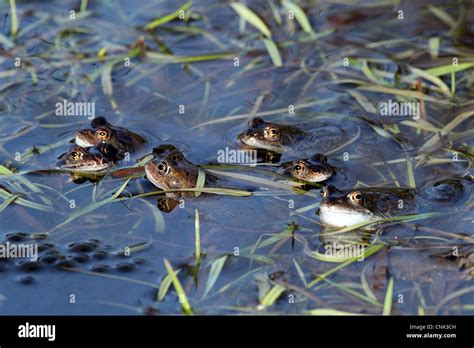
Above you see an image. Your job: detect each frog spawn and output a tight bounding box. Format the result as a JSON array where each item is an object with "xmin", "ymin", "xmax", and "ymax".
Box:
[{"xmin": 0, "ymin": 232, "xmax": 146, "ymax": 285}]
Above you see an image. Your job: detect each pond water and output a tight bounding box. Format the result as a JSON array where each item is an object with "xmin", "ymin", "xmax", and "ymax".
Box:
[{"xmin": 0, "ymin": 0, "xmax": 473, "ymax": 315}]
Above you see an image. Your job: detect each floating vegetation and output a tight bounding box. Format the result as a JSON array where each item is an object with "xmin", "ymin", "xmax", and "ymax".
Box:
[{"xmin": 0, "ymin": 0, "xmax": 472, "ymax": 319}]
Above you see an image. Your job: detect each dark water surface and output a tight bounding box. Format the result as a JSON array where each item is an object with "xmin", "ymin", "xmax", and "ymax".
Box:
[{"xmin": 0, "ymin": 0, "xmax": 473, "ymax": 315}]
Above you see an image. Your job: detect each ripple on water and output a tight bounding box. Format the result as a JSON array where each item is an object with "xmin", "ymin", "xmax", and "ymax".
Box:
[
  {"xmin": 15, "ymin": 77, "xmax": 49, "ymax": 96},
  {"xmin": 0, "ymin": 99, "xmax": 17, "ymax": 113},
  {"xmin": 18, "ymin": 275, "xmax": 36, "ymax": 285},
  {"xmin": 51, "ymin": 66, "xmax": 72, "ymax": 83},
  {"xmin": 91, "ymin": 63, "xmax": 133, "ymax": 87},
  {"xmin": 245, "ymin": 90, "xmax": 278, "ymax": 107}
]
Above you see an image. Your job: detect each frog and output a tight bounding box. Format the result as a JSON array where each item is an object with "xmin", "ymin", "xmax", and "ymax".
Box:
[
  {"xmin": 144, "ymin": 146, "xmax": 220, "ymax": 212},
  {"xmin": 280, "ymin": 153, "xmax": 335, "ymax": 183},
  {"xmin": 145, "ymin": 148, "xmax": 199, "ymax": 200},
  {"xmin": 317, "ymin": 179, "xmax": 467, "ymax": 228},
  {"xmin": 75, "ymin": 116, "xmax": 146, "ymax": 160},
  {"xmin": 56, "ymin": 146, "xmax": 113, "ymax": 172},
  {"xmin": 237, "ymin": 117, "xmax": 416, "ymax": 167},
  {"xmin": 237, "ymin": 117, "xmax": 352, "ymax": 156}
]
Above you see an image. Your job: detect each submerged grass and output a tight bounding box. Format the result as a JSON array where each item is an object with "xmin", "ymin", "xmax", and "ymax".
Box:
[
  {"xmin": 163, "ymin": 259, "xmax": 193, "ymax": 315},
  {"xmin": 382, "ymin": 277, "xmax": 394, "ymax": 315},
  {"xmin": 9, "ymin": 0, "xmax": 19, "ymax": 38},
  {"xmin": 230, "ymin": 3, "xmax": 271, "ymax": 38},
  {"xmin": 158, "ymin": 269, "xmax": 181, "ymax": 302},
  {"xmin": 308, "ymin": 244, "xmax": 385, "ymax": 288},
  {"xmin": 202, "ymin": 255, "xmax": 228, "ymax": 299},
  {"xmin": 194, "ymin": 209, "xmax": 201, "ymax": 267},
  {"xmin": 0, "ymin": 0, "xmax": 473, "ymax": 316},
  {"xmin": 50, "ymin": 178, "xmax": 131, "ymax": 232},
  {"xmin": 144, "ymin": 0, "xmax": 192, "ymax": 30}
]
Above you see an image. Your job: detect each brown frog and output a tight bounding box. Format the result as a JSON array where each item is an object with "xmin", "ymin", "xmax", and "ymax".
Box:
[
  {"xmin": 318, "ymin": 179, "xmax": 467, "ymax": 228},
  {"xmin": 144, "ymin": 146, "xmax": 219, "ymax": 212},
  {"xmin": 238, "ymin": 117, "xmax": 355, "ymax": 156},
  {"xmin": 281, "ymin": 153, "xmax": 334, "ymax": 183},
  {"xmin": 56, "ymin": 146, "xmax": 113, "ymax": 172},
  {"xmin": 75, "ymin": 117, "xmax": 146, "ymax": 159}
]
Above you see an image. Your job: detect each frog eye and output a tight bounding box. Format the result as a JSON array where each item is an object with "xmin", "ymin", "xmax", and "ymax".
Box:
[
  {"xmin": 157, "ymin": 161, "xmax": 170, "ymax": 175},
  {"xmin": 265, "ymin": 127, "xmax": 280, "ymax": 139},
  {"xmin": 70, "ymin": 149, "xmax": 83, "ymax": 160},
  {"xmin": 96, "ymin": 128, "xmax": 110, "ymax": 140},
  {"xmin": 349, "ymin": 191, "xmax": 363, "ymax": 203},
  {"xmin": 293, "ymin": 162, "xmax": 305, "ymax": 173}
]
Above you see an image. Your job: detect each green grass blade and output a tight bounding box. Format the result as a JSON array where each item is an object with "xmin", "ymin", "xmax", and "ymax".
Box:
[
  {"xmin": 194, "ymin": 169, "xmax": 205, "ymax": 197},
  {"xmin": 382, "ymin": 277, "xmax": 394, "ymax": 315},
  {"xmin": 425, "ymin": 62, "xmax": 474, "ymax": 77},
  {"xmin": 428, "ymin": 37, "xmax": 439, "ymax": 59},
  {"xmin": 146, "ymin": 51, "xmax": 235, "ymax": 64},
  {"xmin": 142, "ymin": 200, "xmax": 166, "ymax": 233},
  {"xmin": 259, "ymin": 284, "xmax": 285, "ymax": 309},
  {"xmin": 127, "ymin": 186, "xmax": 252, "ymax": 198},
  {"xmin": 195, "ymin": 209, "xmax": 201, "ymax": 267},
  {"xmin": 269, "ymin": 0, "xmax": 282, "ymax": 25},
  {"xmin": 80, "ymin": 0, "xmax": 88, "ymax": 12},
  {"xmin": 0, "ymin": 188, "xmax": 55, "ymax": 213},
  {"xmin": 409, "ymin": 66, "xmax": 450, "ymax": 97},
  {"xmin": 293, "ymin": 258, "xmax": 307, "ymax": 287},
  {"xmin": 282, "ymin": 0, "xmax": 313, "ymax": 33},
  {"xmin": 206, "ymin": 169, "xmax": 313, "ymax": 195},
  {"xmin": 323, "ymin": 278, "xmax": 382, "ymax": 307},
  {"xmin": 420, "ymin": 109, "xmax": 474, "ymax": 151},
  {"xmin": 163, "ymin": 258, "xmax": 193, "ymax": 315},
  {"xmin": 308, "ymin": 244, "xmax": 384, "ymax": 288},
  {"xmin": 263, "ymin": 39, "xmax": 282, "ymax": 67},
  {"xmin": 190, "ymin": 97, "xmax": 337, "ymax": 128},
  {"xmin": 406, "ymin": 155, "xmax": 416, "ymax": 188},
  {"xmin": 361, "ymin": 263, "xmax": 378, "ymax": 302},
  {"xmin": 451, "ymin": 69, "xmax": 455, "ymax": 96},
  {"xmin": 434, "ymin": 286, "xmax": 474, "ymax": 314},
  {"xmin": 304, "ymin": 242, "xmax": 367, "ymax": 263},
  {"xmin": 0, "ymin": 193, "xmax": 21, "ymax": 212},
  {"xmin": 230, "ymin": 3, "xmax": 271, "ymax": 38},
  {"xmin": 157, "ymin": 269, "xmax": 181, "ymax": 302},
  {"xmin": 9, "ymin": 0, "xmax": 19, "ymax": 38},
  {"xmin": 0, "ymin": 165, "xmax": 14, "ymax": 175},
  {"xmin": 144, "ymin": 0, "xmax": 192, "ymax": 30},
  {"xmin": 203, "ymin": 255, "xmax": 227, "ymax": 298},
  {"xmin": 427, "ymin": 5, "xmax": 456, "ymax": 28},
  {"xmin": 52, "ymin": 178, "xmax": 131, "ymax": 231},
  {"xmin": 101, "ymin": 64, "xmax": 113, "ymax": 97}
]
